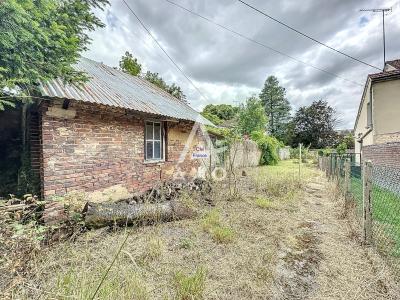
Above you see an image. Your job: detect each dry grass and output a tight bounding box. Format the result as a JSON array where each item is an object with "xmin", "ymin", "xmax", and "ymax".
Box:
[{"xmin": 4, "ymin": 160, "xmax": 400, "ymax": 299}]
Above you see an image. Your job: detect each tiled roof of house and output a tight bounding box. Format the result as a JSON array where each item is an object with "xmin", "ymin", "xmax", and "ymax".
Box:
[
  {"xmin": 39, "ymin": 57, "xmax": 214, "ymax": 126},
  {"xmin": 386, "ymin": 59, "xmax": 400, "ymax": 70},
  {"xmin": 369, "ymin": 69, "xmax": 400, "ymax": 80}
]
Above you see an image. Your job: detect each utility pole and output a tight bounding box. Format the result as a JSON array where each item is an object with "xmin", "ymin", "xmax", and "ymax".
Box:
[{"xmin": 360, "ymin": 8, "xmax": 392, "ymax": 70}]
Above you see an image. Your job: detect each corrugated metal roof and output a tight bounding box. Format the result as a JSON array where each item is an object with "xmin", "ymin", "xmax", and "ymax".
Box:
[{"xmin": 39, "ymin": 57, "xmax": 214, "ymax": 126}]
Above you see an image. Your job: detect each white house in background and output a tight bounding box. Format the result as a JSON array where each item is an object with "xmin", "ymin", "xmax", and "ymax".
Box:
[{"xmin": 354, "ymin": 59, "xmax": 400, "ymax": 166}]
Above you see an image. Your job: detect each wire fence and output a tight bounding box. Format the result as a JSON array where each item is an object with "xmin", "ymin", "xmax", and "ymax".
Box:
[{"xmin": 319, "ymin": 154, "xmax": 400, "ymax": 277}]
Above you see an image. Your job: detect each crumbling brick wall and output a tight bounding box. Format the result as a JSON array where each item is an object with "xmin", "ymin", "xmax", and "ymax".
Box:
[
  {"xmin": 362, "ymin": 142, "xmax": 400, "ymax": 168},
  {"xmin": 40, "ymin": 100, "xmax": 207, "ymax": 199}
]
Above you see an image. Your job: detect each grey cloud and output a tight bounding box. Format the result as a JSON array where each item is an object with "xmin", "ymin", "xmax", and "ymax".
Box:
[{"xmin": 85, "ymin": 0, "xmax": 400, "ymax": 130}]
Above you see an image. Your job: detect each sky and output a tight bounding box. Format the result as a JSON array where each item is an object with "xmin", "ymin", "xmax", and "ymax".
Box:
[{"xmin": 84, "ymin": 0, "xmax": 400, "ymax": 129}]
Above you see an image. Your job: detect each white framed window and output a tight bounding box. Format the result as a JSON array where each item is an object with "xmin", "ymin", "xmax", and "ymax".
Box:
[{"xmin": 145, "ymin": 121, "xmax": 164, "ymax": 161}]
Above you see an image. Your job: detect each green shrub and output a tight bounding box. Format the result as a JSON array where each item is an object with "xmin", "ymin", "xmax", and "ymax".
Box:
[
  {"xmin": 290, "ymin": 146, "xmax": 313, "ymax": 162},
  {"xmin": 336, "ymin": 142, "xmax": 347, "ymax": 156},
  {"xmin": 251, "ymin": 130, "xmax": 282, "ymax": 165},
  {"xmin": 323, "ymin": 148, "xmax": 332, "ymax": 157}
]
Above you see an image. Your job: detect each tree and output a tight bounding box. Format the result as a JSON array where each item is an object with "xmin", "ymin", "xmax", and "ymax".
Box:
[
  {"xmin": 290, "ymin": 100, "xmax": 338, "ymax": 148},
  {"xmin": 238, "ymin": 97, "xmax": 267, "ymax": 135},
  {"xmin": 144, "ymin": 71, "xmax": 168, "ymax": 90},
  {"xmin": 167, "ymin": 83, "xmax": 186, "ymax": 102},
  {"xmin": 336, "ymin": 132, "xmax": 354, "ymax": 149},
  {"xmin": 259, "ymin": 76, "xmax": 291, "ymax": 140},
  {"xmin": 201, "ymin": 104, "xmax": 239, "ymax": 125},
  {"xmin": 144, "ymin": 71, "xmax": 186, "ymax": 101},
  {"xmin": 119, "ymin": 51, "xmax": 141, "ymax": 76},
  {"xmin": 0, "ymin": 0, "xmax": 109, "ymax": 109}
]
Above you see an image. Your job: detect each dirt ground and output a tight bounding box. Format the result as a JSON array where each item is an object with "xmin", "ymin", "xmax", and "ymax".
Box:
[{"xmin": 4, "ymin": 162, "xmax": 400, "ymax": 299}]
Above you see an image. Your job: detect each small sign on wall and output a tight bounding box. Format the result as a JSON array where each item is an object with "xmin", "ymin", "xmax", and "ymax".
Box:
[{"xmin": 192, "ymin": 145, "xmax": 209, "ymax": 159}]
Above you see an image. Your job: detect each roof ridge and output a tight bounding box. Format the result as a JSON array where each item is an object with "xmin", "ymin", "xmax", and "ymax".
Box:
[
  {"xmin": 39, "ymin": 56, "xmax": 213, "ymax": 126},
  {"xmin": 91, "ymin": 58, "xmax": 204, "ymax": 116}
]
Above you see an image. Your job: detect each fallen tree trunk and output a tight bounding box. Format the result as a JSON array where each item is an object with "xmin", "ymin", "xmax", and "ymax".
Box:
[{"xmin": 83, "ymin": 201, "xmax": 196, "ymax": 228}]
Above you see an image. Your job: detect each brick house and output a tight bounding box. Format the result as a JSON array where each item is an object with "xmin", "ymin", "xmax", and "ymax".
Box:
[
  {"xmin": 354, "ymin": 59, "xmax": 400, "ymax": 167},
  {"xmin": 12, "ymin": 58, "xmax": 214, "ymax": 199}
]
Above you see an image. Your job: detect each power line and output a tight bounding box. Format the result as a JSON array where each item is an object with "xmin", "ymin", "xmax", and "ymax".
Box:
[
  {"xmin": 237, "ymin": 0, "xmax": 381, "ymax": 71},
  {"xmin": 164, "ymin": 0, "xmax": 364, "ymax": 87},
  {"xmin": 121, "ymin": 0, "xmax": 211, "ymax": 102}
]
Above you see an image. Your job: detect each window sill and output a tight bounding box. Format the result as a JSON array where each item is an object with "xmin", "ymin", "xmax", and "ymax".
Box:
[{"xmin": 143, "ymin": 160, "xmax": 166, "ymax": 165}]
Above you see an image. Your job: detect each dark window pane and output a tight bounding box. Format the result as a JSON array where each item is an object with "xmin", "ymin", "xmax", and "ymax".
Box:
[
  {"xmin": 154, "ymin": 123, "xmax": 161, "ymax": 140},
  {"xmin": 146, "ymin": 141, "xmax": 153, "ymax": 159},
  {"xmin": 146, "ymin": 122, "xmax": 153, "ymax": 140},
  {"xmin": 154, "ymin": 141, "xmax": 161, "ymax": 159}
]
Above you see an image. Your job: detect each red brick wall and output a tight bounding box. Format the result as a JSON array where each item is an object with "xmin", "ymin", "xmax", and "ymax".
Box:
[
  {"xmin": 39, "ymin": 100, "xmax": 205, "ymax": 199},
  {"xmin": 362, "ymin": 142, "xmax": 400, "ymax": 168}
]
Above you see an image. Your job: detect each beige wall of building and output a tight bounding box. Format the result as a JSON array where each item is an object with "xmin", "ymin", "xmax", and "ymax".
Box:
[
  {"xmin": 355, "ymin": 77, "xmax": 400, "ymax": 155},
  {"xmin": 373, "ymin": 79, "xmax": 400, "ymax": 139},
  {"xmin": 354, "ymin": 80, "xmax": 373, "ymax": 155}
]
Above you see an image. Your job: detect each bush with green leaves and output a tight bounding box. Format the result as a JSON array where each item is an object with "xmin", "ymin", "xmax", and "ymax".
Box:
[
  {"xmin": 290, "ymin": 146, "xmax": 313, "ymax": 162},
  {"xmin": 336, "ymin": 141, "xmax": 347, "ymax": 157},
  {"xmin": 251, "ymin": 130, "xmax": 282, "ymax": 165},
  {"xmin": 323, "ymin": 148, "xmax": 333, "ymax": 157}
]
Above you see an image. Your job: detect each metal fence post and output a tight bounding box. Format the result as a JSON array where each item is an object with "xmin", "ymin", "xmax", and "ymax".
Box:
[
  {"xmin": 344, "ymin": 159, "xmax": 351, "ymax": 212},
  {"xmin": 362, "ymin": 160, "xmax": 373, "ymax": 245},
  {"xmin": 336, "ymin": 156, "xmax": 340, "ymax": 181},
  {"xmin": 325, "ymin": 156, "xmax": 328, "ymax": 177}
]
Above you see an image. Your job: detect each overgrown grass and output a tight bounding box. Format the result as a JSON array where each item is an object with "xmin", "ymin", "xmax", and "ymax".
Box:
[
  {"xmin": 6, "ymin": 160, "xmax": 320, "ymax": 299},
  {"xmin": 55, "ymin": 263, "xmax": 149, "ymax": 300},
  {"xmin": 201, "ymin": 209, "xmax": 221, "ymax": 232},
  {"xmin": 201, "ymin": 209, "xmax": 234, "ymax": 243},
  {"xmin": 255, "ymin": 197, "xmax": 273, "ymax": 209},
  {"xmin": 138, "ymin": 236, "xmax": 164, "ymax": 265},
  {"xmin": 349, "ymin": 173, "xmax": 400, "ymax": 274},
  {"xmin": 210, "ymin": 226, "xmax": 234, "ymax": 243},
  {"xmin": 173, "ymin": 267, "xmax": 207, "ymax": 300},
  {"xmin": 179, "ymin": 237, "xmax": 194, "ymax": 250},
  {"xmin": 250, "ymin": 160, "xmax": 318, "ymax": 199}
]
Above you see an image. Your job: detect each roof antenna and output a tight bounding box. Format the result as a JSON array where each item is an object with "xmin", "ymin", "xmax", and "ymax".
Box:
[{"xmin": 360, "ymin": 7, "xmax": 392, "ymax": 70}]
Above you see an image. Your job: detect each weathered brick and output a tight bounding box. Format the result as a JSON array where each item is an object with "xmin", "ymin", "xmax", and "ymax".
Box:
[
  {"xmin": 39, "ymin": 100, "xmax": 206, "ymax": 199},
  {"xmin": 363, "ymin": 142, "xmax": 400, "ymax": 168}
]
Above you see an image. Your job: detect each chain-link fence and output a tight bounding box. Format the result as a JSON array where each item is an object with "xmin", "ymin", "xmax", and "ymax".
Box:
[{"xmin": 319, "ymin": 154, "xmax": 400, "ymax": 276}]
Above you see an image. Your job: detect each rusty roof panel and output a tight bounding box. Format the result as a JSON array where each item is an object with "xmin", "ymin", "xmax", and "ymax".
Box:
[{"xmin": 39, "ymin": 58, "xmax": 214, "ymax": 126}]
